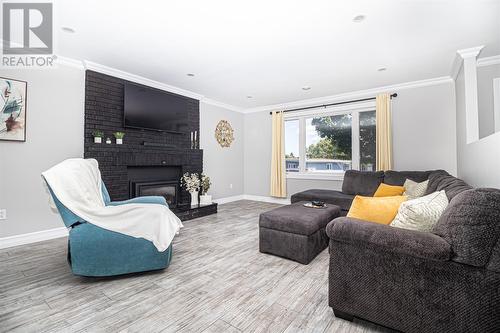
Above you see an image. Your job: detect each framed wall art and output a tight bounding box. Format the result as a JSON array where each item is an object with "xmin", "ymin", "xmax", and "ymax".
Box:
[{"xmin": 1, "ymin": 77, "xmax": 27, "ymax": 142}]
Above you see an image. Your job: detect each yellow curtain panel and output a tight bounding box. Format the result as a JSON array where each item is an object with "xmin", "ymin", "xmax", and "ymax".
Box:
[
  {"xmin": 376, "ymin": 93, "xmax": 393, "ymax": 171},
  {"xmin": 270, "ymin": 111, "xmax": 287, "ymax": 198}
]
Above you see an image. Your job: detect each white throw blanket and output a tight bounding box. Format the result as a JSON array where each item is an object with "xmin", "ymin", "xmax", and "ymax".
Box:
[{"xmin": 42, "ymin": 158, "xmax": 183, "ymax": 252}]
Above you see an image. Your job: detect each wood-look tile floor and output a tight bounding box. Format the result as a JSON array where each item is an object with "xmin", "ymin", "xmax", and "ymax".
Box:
[{"xmin": 0, "ymin": 200, "xmax": 391, "ymax": 333}]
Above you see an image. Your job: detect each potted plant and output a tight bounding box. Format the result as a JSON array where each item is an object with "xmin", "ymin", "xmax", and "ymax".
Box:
[
  {"xmin": 113, "ymin": 131, "xmax": 125, "ymax": 144},
  {"xmin": 181, "ymin": 172, "xmax": 200, "ymax": 206},
  {"xmin": 199, "ymin": 174, "xmax": 212, "ymax": 205},
  {"xmin": 92, "ymin": 130, "xmax": 104, "ymax": 143}
]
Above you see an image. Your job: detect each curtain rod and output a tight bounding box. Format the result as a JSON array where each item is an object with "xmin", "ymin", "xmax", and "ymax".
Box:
[{"xmin": 269, "ymin": 93, "xmax": 398, "ymax": 115}]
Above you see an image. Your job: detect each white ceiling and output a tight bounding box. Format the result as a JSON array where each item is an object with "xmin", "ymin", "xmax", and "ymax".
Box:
[{"xmin": 56, "ymin": 0, "xmax": 500, "ymax": 109}]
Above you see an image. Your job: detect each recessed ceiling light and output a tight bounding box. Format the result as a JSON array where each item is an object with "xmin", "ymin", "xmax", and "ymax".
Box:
[
  {"xmin": 302, "ymin": 86, "xmax": 311, "ymax": 91},
  {"xmin": 377, "ymin": 67, "xmax": 387, "ymax": 72},
  {"xmin": 186, "ymin": 73, "xmax": 195, "ymax": 77},
  {"xmin": 61, "ymin": 27, "xmax": 75, "ymax": 33},
  {"xmin": 246, "ymin": 95, "xmax": 253, "ymax": 99},
  {"xmin": 353, "ymin": 15, "xmax": 366, "ymax": 23}
]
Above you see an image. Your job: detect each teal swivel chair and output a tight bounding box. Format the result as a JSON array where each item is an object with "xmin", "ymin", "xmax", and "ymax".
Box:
[{"xmin": 47, "ymin": 181, "xmax": 173, "ymax": 277}]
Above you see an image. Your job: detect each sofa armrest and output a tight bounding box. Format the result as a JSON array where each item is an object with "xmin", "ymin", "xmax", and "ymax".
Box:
[
  {"xmin": 326, "ymin": 217, "xmax": 451, "ymax": 261},
  {"xmin": 107, "ymin": 196, "xmax": 168, "ymax": 207}
]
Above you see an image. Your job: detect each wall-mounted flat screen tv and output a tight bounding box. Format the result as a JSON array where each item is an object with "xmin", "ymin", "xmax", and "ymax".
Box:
[{"xmin": 124, "ymin": 82, "xmax": 190, "ymax": 133}]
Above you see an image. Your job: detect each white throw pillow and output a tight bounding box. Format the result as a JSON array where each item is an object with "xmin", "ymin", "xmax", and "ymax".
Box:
[
  {"xmin": 403, "ymin": 179, "xmax": 429, "ymax": 200},
  {"xmin": 390, "ymin": 190, "xmax": 448, "ymax": 232}
]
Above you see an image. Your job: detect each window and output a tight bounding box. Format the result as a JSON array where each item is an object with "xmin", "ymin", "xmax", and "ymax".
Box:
[
  {"xmin": 284, "ymin": 104, "xmax": 376, "ymax": 178},
  {"xmin": 285, "ymin": 119, "xmax": 300, "ymax": 172},
  {"xmin": 359, "ymin": 111, "xmax": 376, "ymax": 171},
  {"xmin": 306, "ymin": 114, "xmax": 352, "ymax": 173}
]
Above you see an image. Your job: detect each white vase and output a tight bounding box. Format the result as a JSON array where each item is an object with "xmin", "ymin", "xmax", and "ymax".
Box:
[
  {"xmin": 94, "ymin": 137, "xmax": 102, "ymax": 143},
  {"xmin": 200, "ymin": 194, "xmax": 212, "ymax": 205},
  {"xmin": 190, "ymin": 190, "xmax": 199, "ymax": 206},
  {"xmin": 116, "ymin": 138, "xmax": 123, "ymax": 144}
]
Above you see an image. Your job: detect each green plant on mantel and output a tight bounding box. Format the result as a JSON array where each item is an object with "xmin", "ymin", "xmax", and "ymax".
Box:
[
  {"xmin": 113, "ymin": 131, "xmax": 125, "ymax": 139},
  {"xmin": 92, "ymin": 130, "xmax": 104, "ymax": 138}
]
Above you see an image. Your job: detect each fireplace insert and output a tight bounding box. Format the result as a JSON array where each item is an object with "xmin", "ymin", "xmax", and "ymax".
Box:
[{"xmin": 130, "ymin": 180, "xmax": 179, "ymax": 208}]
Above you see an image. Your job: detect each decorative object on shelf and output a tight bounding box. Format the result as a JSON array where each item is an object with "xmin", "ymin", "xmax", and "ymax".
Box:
[
  {"xmin": 113, "ymin": 131, "xmax": 125, "ymax": 144},
  {"xmin": 0, "ymin": 77, "xmax": 27, "ymax": 142},
  {"xmin": 181, "ymin": 172, "xmax": 200, "ymax": 205},
  {"xmin": 190, "ymin": 130, "xmax": 199, "ymax": 149},
  {"xmin": 215, "ymin": 120, "xmax": 234, "ymax": 148},
  {"xmin": 105, "ymin": 137, "xmax": 112, "ymax": 144},
  {"xmin": 92, "ymin": 130, "xmax": 104, "ymax": 143},
  {"xmin": 199, "ymin": 174, "xmax": 212, "ymax": 205}
]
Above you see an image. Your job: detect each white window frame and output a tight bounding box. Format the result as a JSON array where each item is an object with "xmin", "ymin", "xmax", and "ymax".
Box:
[{"xmin": 284, "ymin": 101, "xmax": 376, "ymax": 180}]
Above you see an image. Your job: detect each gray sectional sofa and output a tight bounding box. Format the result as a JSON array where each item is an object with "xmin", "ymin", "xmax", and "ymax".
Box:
[{"xmin": 292, "ymin": 170, "xmax": 500, "ymax": 332}]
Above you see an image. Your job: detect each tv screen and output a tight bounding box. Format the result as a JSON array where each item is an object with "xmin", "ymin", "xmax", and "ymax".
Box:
[{"xmin": 124, "ymin": 83, "xmax": 189, "ymax": 133}]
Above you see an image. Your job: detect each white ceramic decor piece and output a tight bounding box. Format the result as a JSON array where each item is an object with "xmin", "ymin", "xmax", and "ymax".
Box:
[
  {"xmin": 116, "ymin": 138, "xmax": 123, "ymax": 144},
  {"xmin": 200, "ymin": 194, "xmax": 212, "ymax": 205},
  {"xmin": 94, "ymin": 137, "xmax": 102, "ymax": 143},
  {"xmin": 190, "ymin": 190, "xmax": 199, "ymax": 206}
]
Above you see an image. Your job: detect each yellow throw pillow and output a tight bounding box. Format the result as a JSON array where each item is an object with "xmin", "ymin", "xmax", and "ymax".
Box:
[
  {"xmin": 347, "ymin": 195, "xmax": 407, "ymax": 225},
  {"xmin": 374, "ymin": 183, "xmax": 405, "ymax": 197}
]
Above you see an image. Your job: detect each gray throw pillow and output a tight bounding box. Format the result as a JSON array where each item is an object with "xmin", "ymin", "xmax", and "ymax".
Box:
[
  {"xmin": 391, "ymin": 190, "xmax": 448, "ymax": 232},
  {"xmin": 403, "ymin": 179, "xmax": 429, "ymax": 200}
]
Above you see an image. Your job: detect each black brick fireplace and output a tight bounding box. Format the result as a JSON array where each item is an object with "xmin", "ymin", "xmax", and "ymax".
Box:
[{"xmin": 83, "ymin": 70, "xmax": 203, "ymax": 210}]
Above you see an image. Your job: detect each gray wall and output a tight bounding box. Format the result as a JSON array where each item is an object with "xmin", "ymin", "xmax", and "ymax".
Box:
[
  {"xmin": 0, "ymin": 65, "xmax": 85, "ymax": 238},
  {"xmin": 243, "ymin": 81, "xmax": 457, "ymax": 197},
  {"xmin": 477, "ymin": 63, "xmax": 500, "ymax": 139},
  {"xmin": 456, "ymin": 65, "xmax": 500, "ymax": 188},
  {"xmin": 200, "ymin": 102, "xmax": 244, "ymax": 199},
  {"xmin": 391, "ymin": 82, "xmax": 457, "ymax": 174}
]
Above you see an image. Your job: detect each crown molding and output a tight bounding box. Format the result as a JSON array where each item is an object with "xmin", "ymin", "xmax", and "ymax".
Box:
[
  {"xmin": 457, "ymin": 46, "xmax": 484, "ymax": 59},
  {"xmin": 477, "ymin": 55, "xmax": 500, "ymax": 68},
  {"xmin": 242, "ymin": 76, "xmax": 453, "ymax": 114},
  {"xmin": 83, "ymin": 60, "xmax": 205, "ymax": 101},
  {"xmin": 450, "ymin": 53, "xmax": 463, "ymax": 80},
  {"xmin": 201, "ymin": 98, "xmax": 244, "ymax": 113},
  {"xmin": 54, "ymin": 55, "xmax": 85, "ymax": 69}
]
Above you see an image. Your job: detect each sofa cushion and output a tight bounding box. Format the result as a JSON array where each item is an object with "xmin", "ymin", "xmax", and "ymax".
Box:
[
  {"xmin": 383, "ymin": 170, "xmax": 433, "ymax": 186},
  {"xmin": 403, "ymin": 179, "xmax": 429, "ymax": 199},
  {"xmin": 290, "ymin": 189, "xmax": 354, "ymax": 212},
  {"xmin": 391, "ymin": 190, "xmax": 449, "ymax": 232},
  {"xmin": 433, "ymin": 188, "xmax": 500, "ymax": 267},
  {"xmin": 425, "ymin": 170, "xmax": 472, "ymax": 200},
  {"xmin": 374, "ymin": 183, "xmax": 405, "ymax": 197},
  {"xmin": 342, "ymin": 170, "xmax": 385, "ymax": 196},
  {"xmin": 259, "ymin": 201, "xmax": 341, "ymax": 236},
  {"xmin": 347, "ymin": 195, "xmax": 407, "ymax": 225}
]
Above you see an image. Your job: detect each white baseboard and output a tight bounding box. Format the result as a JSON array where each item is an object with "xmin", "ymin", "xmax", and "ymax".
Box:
[
  {"xmin": 214, "ymin": 194, "xmax": 291, "ymax": 205},
  {"xmin": 213, "ymin": 195, "xmax": 246, "ymax": 205},
  {"xmin": 0, "ymin": 195, "xmax": 288, "ymax": 249},
  {"xmin": 242, "ymin": 195, "xmax": 291, "ymax": 205},
  {"xmin": 0, "ymin": 227, "xmax": 68, "ymax": 250}
]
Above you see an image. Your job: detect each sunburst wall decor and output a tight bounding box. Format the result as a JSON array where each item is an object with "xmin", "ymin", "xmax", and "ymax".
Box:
[{"xmin": 215, "ymin": 120, "xmax": 234, "ymax": 148}]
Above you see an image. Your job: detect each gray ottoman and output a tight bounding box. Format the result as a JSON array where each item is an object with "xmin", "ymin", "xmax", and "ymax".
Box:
[{"xmin": 259, "ymin": 201, "xmax": 341, "ymax": 264}]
